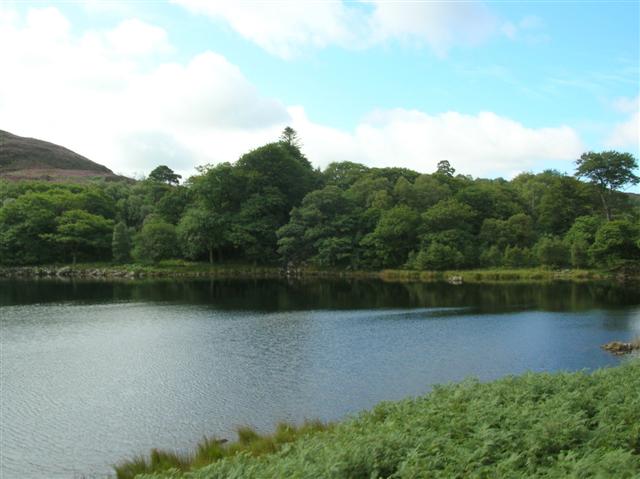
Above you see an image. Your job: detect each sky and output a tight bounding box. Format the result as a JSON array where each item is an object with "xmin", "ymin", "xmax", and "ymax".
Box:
[{"xmin": 0, "ymin": 1, "xmax": 638, "ymax": 188}]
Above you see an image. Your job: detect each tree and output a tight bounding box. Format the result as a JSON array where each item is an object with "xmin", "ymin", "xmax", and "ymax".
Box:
[
  {"xmin": 112, "ymin": 222, "xmax": 132, "ymax": 263},
  {"xmin": 132, "ymin": 217, "xmax": 179, "ymax": 263},
  {"xmin": 361, "ymin": 205, "xmax": 420, "ymax": 267},
  {"xmin": 44, "ymin": 210, "xmax": 114, "ymax": 264},
  {"xmin": 148, "ymin": 165, "xmax": 182, "ymax": 186},
  {"xmin": 590, "ymin": 219, "xmax": 640, "ymax": 266},
  {"xmin": 436, "ymin": 160, "xmax": 455, "ymax": 177},
  {"xmin": 534, "ymin": 236, "xmax": 569, "ymax": 268},
  {"xmin": 412, "ymin": 242, "xmax": 464, "ymax": 270},
  {"xmin": 279, "ymin": 126, "xmax": 301, "ymax": 149},
  {"xmin": 177, "ymin": 207, "xmax": 228, "ymax": 263},
  {"xmin": 575, "ymin": 151, "xmax": 639, "ymax": 221}
]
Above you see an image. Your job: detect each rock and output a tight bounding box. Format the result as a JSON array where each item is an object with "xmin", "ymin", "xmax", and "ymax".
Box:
[
  {"xmin": 56, "ymin": 266, "xmax": 72, "ymax": 277},
  {"xmin": 601, "ymin": 340, "xmax": 639, "ymax": 355}
]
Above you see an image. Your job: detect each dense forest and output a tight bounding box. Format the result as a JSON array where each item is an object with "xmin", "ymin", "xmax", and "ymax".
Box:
[{"xmin": 1, "ymin": 128, "xmax": 638, "ymax": 270}]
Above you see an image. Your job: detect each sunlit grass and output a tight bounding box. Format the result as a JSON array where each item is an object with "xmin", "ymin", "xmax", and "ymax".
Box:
[{"xmin": 113, "ymin": 420, "xmax": 332, "ymax": 479}]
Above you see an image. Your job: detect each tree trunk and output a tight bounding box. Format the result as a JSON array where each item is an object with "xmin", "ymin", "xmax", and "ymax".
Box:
[
  {"xmin": 72, "ymin": 252, "xmax": 77, "ymax": 265},
  {"xmin": 600, "ymin": 191, "xmax": 611, "ymax": 221},
  {"xmin": 208, "ymin": 246, "xmax": 214, "ymax": 265}
]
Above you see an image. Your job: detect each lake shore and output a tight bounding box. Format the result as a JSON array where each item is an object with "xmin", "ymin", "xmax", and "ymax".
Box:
[
  {"xmin": 122, "ymin": 359, "xmax": 640, "ymax": 479},
  {"xmin": 0, "ymin": 262, "xmax": 634, "ymax": 283}
]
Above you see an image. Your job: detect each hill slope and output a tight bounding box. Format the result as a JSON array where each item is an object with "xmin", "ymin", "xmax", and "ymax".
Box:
[{"xmin": 0, "ymin": 129, "xmax": 126, "ymax": 181}]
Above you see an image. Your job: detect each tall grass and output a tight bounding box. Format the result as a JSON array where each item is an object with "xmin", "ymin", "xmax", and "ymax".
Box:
[{"xmin": 113, "ymin": 420, "xmax": 331, "ymax": 479}]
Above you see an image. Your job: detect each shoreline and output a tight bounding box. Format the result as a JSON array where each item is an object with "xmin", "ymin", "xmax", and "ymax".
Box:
[{"xmin": 0, "ymin": 262, "xmax": 635, "ymax": 283}]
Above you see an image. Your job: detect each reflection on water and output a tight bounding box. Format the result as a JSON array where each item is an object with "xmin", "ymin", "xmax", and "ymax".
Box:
[{"xmin": 1, "ymin": 279, "xmax": 639, "ymax": 478}]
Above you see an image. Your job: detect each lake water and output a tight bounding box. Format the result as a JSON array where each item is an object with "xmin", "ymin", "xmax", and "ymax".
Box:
[{"xmin": 1, "ymin": 279, "xmax": 639, "ymax": 478}]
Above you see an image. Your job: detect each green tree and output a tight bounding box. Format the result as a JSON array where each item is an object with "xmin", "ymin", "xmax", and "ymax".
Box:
[
  {"xmin": 177, "ymin": 207, "xmax": 227, "ymax": 263},
  {"xmin": 112, "ymin": 221, "xmax": 132, "ymax": 263},
  {"xmin": 590, "ymin": 219, "xmax": 640, "ymax": 266},
  {"xmin": 279, "ymin": 126, "xmax": 301, "ymax": 149},
  {"xmin": 563, "ymin": 215, "xmax": 603, "ymax": 268},
  {"xmin": 0, "ymin": 192, "xmax": 58, "ymax": 264},
  {"xmin": 360, "ymin": 205, "xmax": 420, "ymax": 268},
  {"xmin": 575, "ymin": 151, "xmax": 639, "ymax": 221},
  {"xmin": 503, "ymin": 245, "xmax": 533, "ymax": 268},
  {"xmin": 436, "ymin": 160, "xmax": 455, "ymax": 177},
  {"xmin": 148, "ymin": 165, "xmax": 182, "ymax": 186},
  {"xmin": 421, "ymin": 199, "xmax": 476, "ymax": 233},
  {"xmin": 133, "ymin": 217, "xmax": 179, "ymax": 263},
  {"xmin": 44, "ymin": 209, "xmax": 114, "ymax": 264},
  {"xmin": 534, "ymin": 236, "xmax": 569, "ymax": 268},
  {"xmin": 413, "ymin": 242, "xmax": 464, "ymax": 270}
]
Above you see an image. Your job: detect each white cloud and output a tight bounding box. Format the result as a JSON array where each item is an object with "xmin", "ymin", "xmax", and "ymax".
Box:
[
  {"xmin": 0, "ymin": 7, "xmax": 583, "ymax": 181},
  {"xmin": 0, "ymin": 7, "xmax": 289, "ymax": 178},
  {"xmin": 292, "ymin": 108, "xmax": 584, "ymax": 178},
  {"xmin": 367, "ymin": 1, "xmax": 497, "ymax": 57},
  {"xmin": 605, "ymin": 112, "xmax": 639, "ymax": 151},
  {"xmin": 173, "ymin": 0, "xmax": 514, "ymax": 58},
  {"xmin": 106, "ymin": 19, "xmax": 172, "ymax": 55},
  {"xmin": 174, "ymin": 0, "xmax": 359, "ymax": 59},
  {"xmin": 605, "ymin": 96, "xmax": 639, "ymax": 151}
]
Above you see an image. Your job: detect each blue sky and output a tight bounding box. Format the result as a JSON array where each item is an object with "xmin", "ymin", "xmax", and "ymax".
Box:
[{"xmin": 0, "ymin": 1, "xmax": 638, "ymax": 188}]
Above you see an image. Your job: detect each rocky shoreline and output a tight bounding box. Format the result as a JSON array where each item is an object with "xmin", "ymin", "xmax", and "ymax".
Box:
[
  {"xmin": 0, "ymin": 264, "xmax": 635, "ymax": 284},
  {"xmin": 0, "ymin": 265, "xmax": 288, "ymax": 280}
]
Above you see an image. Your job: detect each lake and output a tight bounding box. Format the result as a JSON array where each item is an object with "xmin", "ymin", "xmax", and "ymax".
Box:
[{"xmin": 1, "ymin": 278, "xmax": 639, "ymax": 478}]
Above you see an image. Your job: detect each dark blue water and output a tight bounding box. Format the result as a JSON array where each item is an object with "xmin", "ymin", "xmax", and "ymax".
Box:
[{"xmin": 1, "ymin": 279, "xmax": 638, "ymax": 478}]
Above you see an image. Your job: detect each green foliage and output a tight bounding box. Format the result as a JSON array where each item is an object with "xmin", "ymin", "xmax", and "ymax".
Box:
[
  {"xmin": 590, "ymin": 219, "xmax": 640, "ymax": 266},
  {"xmin": 177, "ymin": 207, "xmax": 226, "ymax": 263},
  {"xmin": 411, "ymin": 242, "xmax": 464, "ymax": 270},
  {"xmin": 148, "ymin": 165, "xmax": 182, "ymax": 186},
  {"xmin": 112, "ymin": 222, "xmax": 132, "ymax": 263},
  {"xmin": 133, "ymin": 217, "xmax": 179, "ymax": 263},
  {"xmin": 534, "ymin": 236, "xmax": 570, "ymax": 267},
  {"xmin": 503, "ymin": 245, "xmax": 534, "ymax": 268},
  {"xmin": 421, "ymin": 198, "xmax": 476, "ymax": 233},
  {"xmin": 0, "ymin": 143, "xmax": 638, "ymax": 270},
  {"xmin": 360, "ymin": 205, "xmax": 420, "ymax": 267},
  {"xmin": 43, "ymin": 209, "xmax": 113, "ymax": 264},
  {"xmin": 576, "ymin": 151, "xmax": 639, "ymax": 220},
  {"xmin": 131, "ymin": 361, "xmax": 640, "ymax": 479}
]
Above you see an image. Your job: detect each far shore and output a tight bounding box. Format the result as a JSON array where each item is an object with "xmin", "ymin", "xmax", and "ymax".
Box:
[{"xmin": 1, "ymin": 262, "xmax": 636, "ymax": 284}]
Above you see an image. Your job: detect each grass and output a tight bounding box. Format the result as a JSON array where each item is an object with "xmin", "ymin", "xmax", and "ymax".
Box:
[
  {"xmin": 379, "ymin": 267, "xmax": 608, "ymax": 283},
  {"xmin": 123, "ymin": 360, "xmax": 640, "ymax": 478},
  {"xmin": 113, "ymin": 420, "xmax": 331, "ymax": 479}
]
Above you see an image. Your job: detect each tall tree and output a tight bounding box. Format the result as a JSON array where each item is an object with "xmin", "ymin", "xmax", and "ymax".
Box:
[
  {"xmin": 148, "ymin": 165, "xmax": 182, "ymax": 186},
  {"xmin": 279, "ymin": 126, "xmax": 301, "ymax": 149},
  {"xmin": 575, "ymin": 151, "xmax": 639, "ymax": 221}
]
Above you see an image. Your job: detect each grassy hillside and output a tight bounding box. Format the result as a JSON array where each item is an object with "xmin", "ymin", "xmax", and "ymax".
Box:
[
  {"xmin": 0, "ymin": 129, "xmax": 125, "ymax": 181},
  {"xmin": 123, "ymin": 360, "xmax": 640, "ymax": 478}
]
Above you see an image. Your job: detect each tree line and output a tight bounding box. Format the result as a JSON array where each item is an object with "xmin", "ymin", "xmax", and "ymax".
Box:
[{"xmin": 1, "ymin": 128, "xmax": 638, "ymax": 270}]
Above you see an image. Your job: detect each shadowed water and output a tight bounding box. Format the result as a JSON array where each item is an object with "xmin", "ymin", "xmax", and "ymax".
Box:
[{"xmin": 1, "ymin": 279, "xmax": 639, "ymax": 478}]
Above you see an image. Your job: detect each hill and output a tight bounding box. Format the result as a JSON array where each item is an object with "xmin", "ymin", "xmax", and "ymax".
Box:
[{"xmin": 0, "ymin": 129, "xmax": 127, "ymax": 182}]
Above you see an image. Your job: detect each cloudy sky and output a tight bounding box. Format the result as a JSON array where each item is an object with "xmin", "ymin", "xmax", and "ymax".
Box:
[{"xmin": 0, "ymin": 1, "xmax": 638, "ymax": 186}]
